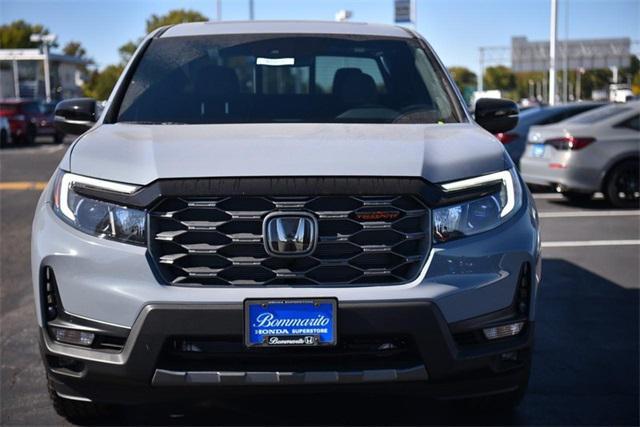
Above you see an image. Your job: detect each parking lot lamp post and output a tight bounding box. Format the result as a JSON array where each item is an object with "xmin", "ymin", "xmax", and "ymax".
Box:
[
  {"xmin": 548, "ymin": 0, "xmax": 558, "ymax": 106},
  {"xmin": 29, "ymin": 33, "xmax": 57, "ymax": 102},
  {"xmin": 12, "ymin": 60, "xmax": 20, "ymax": 98}
]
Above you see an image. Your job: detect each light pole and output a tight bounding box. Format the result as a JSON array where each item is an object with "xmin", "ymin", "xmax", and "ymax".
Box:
[
  {"xmin": 12, "ymin": 60, "xmax": 20, "ymax": 98},
  {"xmin": 29, "ymin": 33, "xmax": 57, "ymax": 102},
  {"xmin": 562, "ymin": 0, "xmax": 569, "ymax": 103},
  {"xmin": 548, "ymin": 0, "xmax": 558, "ymax": 105},
  {"xmin": 576, "ymin": 67, "xmax": 584, "ymax": 100}
]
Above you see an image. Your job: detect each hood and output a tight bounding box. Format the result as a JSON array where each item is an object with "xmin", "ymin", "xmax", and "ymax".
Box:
[{"xmin": 69, "ymin": 123, "xmax": 508, "ymax": 185}]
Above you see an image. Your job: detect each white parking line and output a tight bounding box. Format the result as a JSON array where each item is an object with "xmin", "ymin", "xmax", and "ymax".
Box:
[
  {"xmin": 539, "ymin": 210, "xmax": 640, "ymax": 218},
  {"xmin": 542, "ymin": 239, "xmax": 640, "ymax": 248},
  {"xmin": 532, "ymin": 192, "xmax": 605, "ymax": 200},
  {"xmin": 0, "ymin": 144, "xmax": 67, "ymax": 155},
  {"xmin": 532, "ymin": 193, "xmax": 564, "ymax": 200}
]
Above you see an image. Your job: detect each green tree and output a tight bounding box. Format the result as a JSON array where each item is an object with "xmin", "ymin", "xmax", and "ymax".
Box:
[
  {"xmin": 85, "ymin": 9, "xmax": 209, "ymax": 100},
  {"xmin": 632, "ymin": 72, "xmax": 640, "ymax": 95},
  {"xmin": 621, "ymin": 55, "xmax": 639, "ymax": 78},
  {"xmin": 63, "ymin": 41, "xmax": 93, "ymax": 73},
  {"xmin": 621, "ymin": 55, "xmax": 639, "ymax": 92},
  {"xmin": 514, "ymin": 71, "xmax": 545, "ymax": 100},
  {"xmin": 83, "ymin": 64, "xmax": 124, "ymax": 100},
  {"xmin": 145, "ymin": 9, "xmax": 208, "ymax": 33},
  {"xmin": 63, "ymin": 41, "xmax": 87, "ymax": 58},
  {"xmin": 0, "ymin": 20, "xmax": 52, "ymax": 48},
  {"xmin": 582, "ymin": 68, "xmax": 612, "ymax": 98},
  {"xmin": 483, "ymin": 65, "xmax": 516, "ymax": 92},
  {"xmin": 118, "ymin": 41, "xmax": 138, "ymax": 64},
  {"xmin": 448, "ymin": 66, "xmax": 477, "ymax": 89},
  {"xmin": 118, "ymin": 9, "xmax": 209, "ymax": 63},
  {"xmin": 118, "ymin": 9, "xmax": 209, "ymax": 64}
]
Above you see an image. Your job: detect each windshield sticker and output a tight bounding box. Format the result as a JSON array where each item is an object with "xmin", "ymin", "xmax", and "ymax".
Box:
[{"xmin": 256, "ymin": 57, "xmax": 295, "ymax": 66}]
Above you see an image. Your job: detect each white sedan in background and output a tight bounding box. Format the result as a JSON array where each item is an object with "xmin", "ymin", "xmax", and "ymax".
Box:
[{"xmin": 520, "ymin": 102, "xmax": 640, "ymax": 208}]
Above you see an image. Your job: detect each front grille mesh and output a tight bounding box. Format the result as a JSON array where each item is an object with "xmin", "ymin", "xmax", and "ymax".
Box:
[{"xmin": 148, "ymin": 195, "xmax": 430, "ymax": 286}]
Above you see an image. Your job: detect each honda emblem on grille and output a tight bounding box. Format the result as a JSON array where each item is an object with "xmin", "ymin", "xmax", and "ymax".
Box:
[{"xmin": 263, "ymin": 213, "xmax": 318, "ymax": 257}]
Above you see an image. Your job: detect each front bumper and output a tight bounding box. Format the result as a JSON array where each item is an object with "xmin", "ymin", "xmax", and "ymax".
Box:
[
  {"xmin": 43, "ymin": 301, "xmax": 534, "ymax": 404},
  {"xmin": 33, "ymin": 180, "xmax": 540, "ymax": 404}
]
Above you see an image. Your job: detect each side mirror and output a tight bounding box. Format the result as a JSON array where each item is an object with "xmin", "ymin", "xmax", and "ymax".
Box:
[
  {"xmin": 54, "ymin": 98, "xmax": 97, "ymax": 135},
  {"xmin": 474, "ymin": 98, "xmax": 519, "ymax": 134}
]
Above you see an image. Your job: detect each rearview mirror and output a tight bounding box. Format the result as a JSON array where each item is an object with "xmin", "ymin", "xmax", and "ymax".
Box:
[
  {"xmin": 474, "ymin": 98, "xmax": 519, "ymax": 134},
  {"xmin": 54, "ymin": 98, "xmax": 97, "ymax": 135}
]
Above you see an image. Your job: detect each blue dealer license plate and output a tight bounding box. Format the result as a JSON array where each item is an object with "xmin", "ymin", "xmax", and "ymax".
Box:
[
  {"xmin": 245, "ymin": 299, "xmax": 337, "ymax": 347},
  {"xmin": 531, "ymin": 143, "xmax": 546, "ymax": 158}
]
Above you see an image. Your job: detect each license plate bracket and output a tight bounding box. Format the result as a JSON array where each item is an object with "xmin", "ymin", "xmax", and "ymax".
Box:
[
  {"xmin": 244, "ymin": 299, "xmax": 337, "ymax": 348},
  {"xmin": 532, "ymin": 143, "xmax": 546, "ymax": 158}
]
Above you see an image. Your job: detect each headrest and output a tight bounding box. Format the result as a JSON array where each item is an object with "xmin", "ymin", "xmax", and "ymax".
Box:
[
  {"xmin": 332, "ymin": 67, "xmax": 377, "ymax": 106},
  {"xmin": 193, "ymin": 65, "xmax": 239, "ymax": 97}
]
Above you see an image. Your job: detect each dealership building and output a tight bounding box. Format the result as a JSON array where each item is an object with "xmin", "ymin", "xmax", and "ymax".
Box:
[{"xmin": 0, "ymin": 48, "xmax": 90, "ymax": 100}]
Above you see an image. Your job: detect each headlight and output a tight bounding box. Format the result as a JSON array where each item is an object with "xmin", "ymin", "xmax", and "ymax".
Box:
[
  {"xmin": 434, "ymin": 169, "xmax": 523, "ymax": 242},
  {"xmin": 51, "ymin": 170, "xmax": 146, "ymax": 245}
]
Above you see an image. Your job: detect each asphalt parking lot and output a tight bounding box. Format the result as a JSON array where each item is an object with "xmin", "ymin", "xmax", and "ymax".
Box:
[{"xmin": 1, "ymin": 140, "xmax": 638, "ymax": 426}]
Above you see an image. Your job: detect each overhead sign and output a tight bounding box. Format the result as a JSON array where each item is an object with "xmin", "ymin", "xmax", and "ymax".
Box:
[
  {"xmin": 394, "ymin": 0, "xmax": 413, "ymax": 23},
  {"xmin": 511, "ymin": 36, "xmax": 631, "ymax": 72}
]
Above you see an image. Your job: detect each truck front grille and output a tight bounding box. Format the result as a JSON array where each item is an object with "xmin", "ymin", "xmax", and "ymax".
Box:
[{"xmin": 148, "ymin": 195, "xmax": 430, "ymax": 286}]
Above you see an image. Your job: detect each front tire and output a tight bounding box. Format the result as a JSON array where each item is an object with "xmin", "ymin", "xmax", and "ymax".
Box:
[
  {"xmin": 605, "ymin": 160, "xmax": 640, "ymax": 208},
  {"xmin": 0, "ymin": 129, "xmax": 7, "ymax": 147},
  {"xmin": 53, "ymin": 131, "xmax": 64, "ymax": 144},
  {"xmin": 21, "ymin": 125, "xmax": 36, "ymax": 145}
]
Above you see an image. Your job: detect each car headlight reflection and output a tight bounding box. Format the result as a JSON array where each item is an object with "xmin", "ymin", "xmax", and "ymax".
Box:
[
  {"xmin": 51, "ymin": 170, "xmax": 145, "ymax": 245},
  {"xmin": 434, "ymin": 169, "xmax": 523, "ymax": 243}
]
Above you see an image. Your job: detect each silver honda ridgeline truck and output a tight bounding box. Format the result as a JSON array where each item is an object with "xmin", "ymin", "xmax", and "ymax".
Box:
[{"xmin": 33, "ymin": 21, "xmax": 540, "ymax": 422}]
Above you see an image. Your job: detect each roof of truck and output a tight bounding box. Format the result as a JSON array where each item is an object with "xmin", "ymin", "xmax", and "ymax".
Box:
[{"xmin": 160, "ymin": 20, "xmax": 414, "ymax": 39}]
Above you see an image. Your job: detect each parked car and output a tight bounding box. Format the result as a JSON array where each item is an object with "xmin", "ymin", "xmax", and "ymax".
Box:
[
  {"xmin": 521, "ymin": 101, "xmax": 640, "ymax": 207},
  {"xmin": 0, "ymin": 98, "xmax": 62, "ymax": 144},
  {"xmin": 40, "ymin": 101, "xmax": 65, "ymax": 143},
  {"xmin": 33, "ymin": 21, "xmax": 540, "ymax": 423},
  {"xmin": 496, "ymin": 102, "xmax": 606, "ymax": 165},
  {"xmin": 0, "ymin": 116, "xmax": 11, "ymax": 146}
]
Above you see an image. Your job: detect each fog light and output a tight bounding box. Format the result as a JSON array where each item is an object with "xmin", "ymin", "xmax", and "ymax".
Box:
[
  {"xmin": 501, "ymin": 351, "xmax": 518, "ymax": 361},
  {"xmin": 50, "ymin": 327, "xmax": 95, "ymax": 347},
  {"xmin": 483, "ymin": 322, "xmax": 524, "ymax": 340},
  {"xmin": 377, "ymin": 342, "xmax": 397, "ymax": 351}
]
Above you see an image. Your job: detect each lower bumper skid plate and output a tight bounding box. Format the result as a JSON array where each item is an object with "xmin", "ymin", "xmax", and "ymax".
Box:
[{"xmin": 152, "ymin": 365, "xmax": 428, "ymax": 386}]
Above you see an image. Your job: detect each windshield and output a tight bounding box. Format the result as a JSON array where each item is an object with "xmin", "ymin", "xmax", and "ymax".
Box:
[
  {"xmin": 116, "ymin": 35, "xmax": 459, "ymax": 124},
  {"xmin": 565, "ymin": 104, "xmax": 631, "ymax": 124}
]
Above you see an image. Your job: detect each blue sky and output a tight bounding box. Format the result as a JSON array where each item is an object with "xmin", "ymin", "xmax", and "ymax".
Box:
[{"xmin": 2, "ymin": 0, "xmax": 639, "ymax": 74}]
